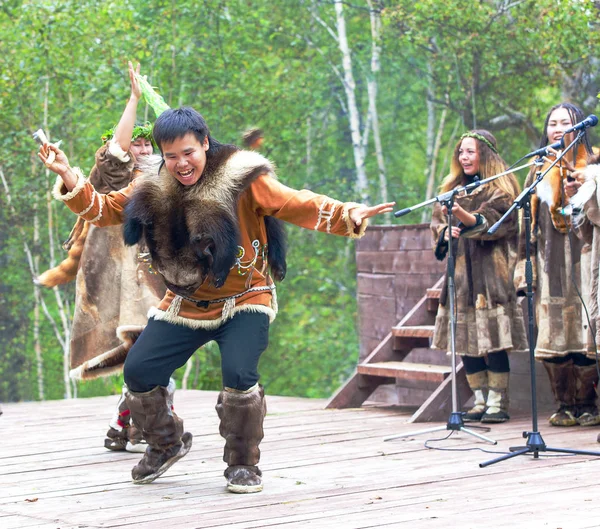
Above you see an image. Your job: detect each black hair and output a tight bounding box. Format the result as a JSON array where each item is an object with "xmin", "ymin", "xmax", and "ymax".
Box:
[
  {"xmin": 153, "ymin": 106, "xmax": 225, "ymax": 156},
  {"xmin": 539, "ymin": 102, "xmax": 593, "ymax": 155}
]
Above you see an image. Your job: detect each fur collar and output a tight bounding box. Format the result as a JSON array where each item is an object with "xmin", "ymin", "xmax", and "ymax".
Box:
[{"xmin": 123, "ymin": 147, "xmax": 285, "ymax": 295}]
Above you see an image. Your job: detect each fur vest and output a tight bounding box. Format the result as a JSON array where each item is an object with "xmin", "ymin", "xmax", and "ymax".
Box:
[{"xmin": 123, "ymin": 146, "xmax": 287, "ymax": 297}]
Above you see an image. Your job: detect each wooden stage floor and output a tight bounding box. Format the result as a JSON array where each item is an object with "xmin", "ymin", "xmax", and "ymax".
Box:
[{"xmin": 2, "ymin": 390, "xmax": 600, "ymax": 529}]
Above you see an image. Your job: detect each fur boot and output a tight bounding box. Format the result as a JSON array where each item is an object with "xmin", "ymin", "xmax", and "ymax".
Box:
[
  {"xmin": 215, "ymin": 384, "xmax": 266, "ymax": 494},
  {"xmin": 125, "ymin": 378, "xmax": 176, "ymax": 453},
  {"xmin": 481, "ymin": 371, "xmax": 510, "ymax": 423},
  {"xmin": 126, "ymin": 385, "xmax": 192, "ymax": 484},
  {"xmin": 463, "ymin": 370, "xmax": 488, "ymax": 422},
  {"xmin": 104, "ymin": 385, "xmax": 131, "ymax": 451},
  {"xmin": 543, "ymin": 359, "xmax": 578, "ymax": 426},
  {"xmin": 574, "ymin": 363, "xmax": 600, "ymax": 426}
]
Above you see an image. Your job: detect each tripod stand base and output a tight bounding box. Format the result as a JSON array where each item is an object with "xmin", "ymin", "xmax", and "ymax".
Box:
[
  {"xmin": 480, "ymin": 429, "xmax": 600, "ymax": 467},
  {"xmin": 384, "ymin": 412, "xmax": 497, "ymax": 444}
]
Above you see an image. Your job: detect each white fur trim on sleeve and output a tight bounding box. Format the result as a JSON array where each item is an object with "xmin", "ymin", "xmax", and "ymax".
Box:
[
  {"xmin": 586, "ymin": 164, "xmax": 600, "ymax": 183},
  {"xmin": 52, "ymin": 167, "xmax": 87, "ymax": 201},
  {"xmin": 342, "ymin": 202, "xmax": 369, "ymax": 239},
  {"xmin": 108, "ymin": 139, "xmax": 131, "ymax": 163},
  {"xmin": 569, "ymin": 164, "xmax": 600, "ymax": 210}
]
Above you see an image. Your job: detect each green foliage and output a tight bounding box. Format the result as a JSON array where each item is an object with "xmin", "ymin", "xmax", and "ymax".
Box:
[{"xmin": 0, "ymin": 0, "xmax": 598, "ymax": 402}]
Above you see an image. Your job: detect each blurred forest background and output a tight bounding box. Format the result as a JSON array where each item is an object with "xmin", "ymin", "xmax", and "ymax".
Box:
[{"xmin": 1, "ymin": 0, "xmax": 599, "ymax": 403}]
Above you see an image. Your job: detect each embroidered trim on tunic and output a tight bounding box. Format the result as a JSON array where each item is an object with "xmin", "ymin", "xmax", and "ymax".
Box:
[
  {"xmin": 314, "ymin": 199, "xmax": 337, "ymax": 233},
  {"xmin": 176, "ymin": 284, "xmax": 275, "ymax": 308},
  {"xmin": 148, "ymin": 303, "xmax": 276, "ymax": 329},
  {"xmin": 235, "ymin": 240, "xmax": 267, "ymax": 276}
]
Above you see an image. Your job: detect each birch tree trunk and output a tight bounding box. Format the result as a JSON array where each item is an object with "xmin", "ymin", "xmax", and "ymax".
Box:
[
  {"xmin": 366, "ymin": 0, "xmax": 389, "ymax": 220},
  {"xmin": 33, "ymin": 192, "xmax": 45, "ymax": 400},
  {"xmin": 333, "ymin": 0, "xmax": 369, "ymax": 201},
  {"xmin": 0, "ymin": 167, "xmax": 70, "ymax": 393},
  {"xmin": 43, "ymin": 79, "xmax": 72, "ymax": 399},
  {"xmin": 422, "ymin": 72, "xmax": 451, "ymax": 223},
  {"xmin": 305, "ymin": 115, "xmax": 313, "ymax": 188},
  {"xmin": 182, "ymin": 354, "xmax": 194, "ymax": 390}
]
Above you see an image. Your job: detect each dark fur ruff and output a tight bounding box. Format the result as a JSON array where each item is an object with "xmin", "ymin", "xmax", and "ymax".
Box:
[{"xmin": 123, "ymin": 146, "xmax": 286, "ymax": 295}]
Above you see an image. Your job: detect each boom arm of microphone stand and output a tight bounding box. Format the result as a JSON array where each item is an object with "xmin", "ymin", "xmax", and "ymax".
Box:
[
  {"xmin": 488, "ymin": 133, "xmax": 584, "ymax": 235},
  {"xmin": 394, "ymin": 160, "xmax": 536, "ymax": 219},
  {"xmin": 394, "ymin": 189, "xmax": 462, "ymax": 218},
  {"xmin": 394, "ymin": 195, "xmax": 440, "ymax": 218}
]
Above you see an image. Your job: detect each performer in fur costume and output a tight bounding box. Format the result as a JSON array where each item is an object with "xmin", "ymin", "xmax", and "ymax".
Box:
[
  {"xmin": 567, "ymin": 148, "xmax": 600, "ymax": 438},
  {"xmin": 36, "ymin": 64, "xmax": 167, "ymax": 452},
  {"xmin": 431, "ymin": 130, "xmax": 527, "ymax": 423},
  {"xmin": 513, "ymin": 102, "xmax": 597, "ymax": 427},
  {"xmin": 39, "ymin": 102, "xmax": 394, "ymax": 491}
]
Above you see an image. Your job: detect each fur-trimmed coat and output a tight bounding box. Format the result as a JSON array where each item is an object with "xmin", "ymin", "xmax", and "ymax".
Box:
[
  {"xmin": 513, "ymin": 147, "xmax": 588, "ymax": 358},
  {"xmin": 569, "ymin": 161, "xmax": 600, "ymax": 356},
  {"xmin": 430, "ymin": 183, "xmax": 527, "ymax": 357},
  {"xmin": 44, "ymin": 143, "xmax": 166, "ymax": 380},
  {"xmin": 53, "ymin": 148, "xmax": 368, "ymax": 330}
]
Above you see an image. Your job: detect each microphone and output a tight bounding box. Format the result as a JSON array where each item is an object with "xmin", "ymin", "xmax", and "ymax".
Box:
[
  {"xmin": 524, "ymin": 139, "xmax": 564, "ymax": 159},
  {"xmin": 564, "ymin": 114, "xmax": 598, "ymax": 134}
]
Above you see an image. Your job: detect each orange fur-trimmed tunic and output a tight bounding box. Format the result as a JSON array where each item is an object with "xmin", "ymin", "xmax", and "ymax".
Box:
[{"xmin": 53, "ymin": 150, "xmax": 367, "ymax": 329}]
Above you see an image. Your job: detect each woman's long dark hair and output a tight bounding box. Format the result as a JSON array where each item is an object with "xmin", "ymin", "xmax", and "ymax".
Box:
[{"xmin": 539, "ymin": 102, "xmax": 593, "ymax": 155}]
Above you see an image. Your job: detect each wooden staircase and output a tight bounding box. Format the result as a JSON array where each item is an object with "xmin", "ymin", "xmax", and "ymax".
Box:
[{"xmin": 327, "ymin": 277, "xmax": 472, "ymax": 422}]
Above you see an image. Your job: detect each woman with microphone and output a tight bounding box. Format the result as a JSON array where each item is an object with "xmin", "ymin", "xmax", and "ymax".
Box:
[
  {"xmin": 431, "ymin": 130, "xmax": 527, "ymax": 423},
  {"xmin": 514, "ymin": 102, "xmax": 596, "ymax": 427}
]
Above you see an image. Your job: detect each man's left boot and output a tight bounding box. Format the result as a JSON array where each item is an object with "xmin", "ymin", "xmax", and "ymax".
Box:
[
  {"xmin": 215, "ymin": 384, "xmax": 266, "ymax": 494},
  {"xmin": 127, "ymin": 386, "xmax": 193, "ymax": 484},
  {"xmin": 574, "ymin": 363, "xmax": 600, "ymax": 426},
  {"xmin": 481, "ymin": 371, "xmax": 510, "ymax": 423},
  {"xmin": 105, "ymin": 385, "xmax": 130, "ymax": 451}
]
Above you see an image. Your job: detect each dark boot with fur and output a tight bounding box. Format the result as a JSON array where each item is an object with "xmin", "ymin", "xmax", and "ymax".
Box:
[
  {"xmin": 126, "ymin": 385, "xmax": 192, "ymax": 484},
  {"xmin": 215, "ymin": 384, "xmax": 266, "ymax": 493},
  {"xmin": 105, "ymin": 385, "xmax": 131, "ymax": 451},
  {"xmin": 574, "ymin": 363, "xmax": 600, "ymax": 426},
  {"xmin": 126, "ymin": 378, "xmax": 176, "ymax": 453},
  {"xmin": 543, "ymin": 359, "xmax": 577, "ymax": 426}
]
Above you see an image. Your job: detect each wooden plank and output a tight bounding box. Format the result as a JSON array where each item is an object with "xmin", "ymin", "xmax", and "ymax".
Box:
[
  {"xmin": 408, "ymin": 362, "xmax": 472, "ymax": 422},
  {"xmin": 356, "ymin": 273, "xmax": 396, "ymax": 296},
  {"xmin": 356, "ymin": 224, "xmax": 433, "ymax": 252},
  {"xmin": 3, "ymin": 392, "xmax": 600, "ymax": 529},
  {"xmin": 356, "ymin": 250, "xmax": 440, "ymax": 275},
  {"xmin": 391, "ymin": 325, "xmax": 435, "ymax": 338},
  {"xmin": 357, "ymin": 361, "xmax": 450, "ymax": 383},
  {"xmin": 324, "ymin": 371, "xmax": 382, "ymax": 409}
]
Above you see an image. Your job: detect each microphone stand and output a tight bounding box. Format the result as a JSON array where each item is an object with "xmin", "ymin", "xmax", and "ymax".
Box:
[
  {"xmin": 480, "ymin": 131, "xmax": 600, "ymax": 467},
  {"xmin": 383, "ymin": 165, "xmax": 533, "ymax": 444}
]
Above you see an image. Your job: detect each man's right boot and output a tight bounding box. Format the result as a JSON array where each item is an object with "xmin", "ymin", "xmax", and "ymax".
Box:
[
  {"xmin": 125, "ymin": 378, "xmax": 176, "ymax": 453},
  {"xmin": 543, "ymin": 359, "xmax": 578, "ymax": 427},
  {"xmin": 126, "ymin": 385, "xmax": 192, "ymax": 484},
  {"xmin": 463, "ymin": 370, "xmax": 488, "ymax": 422}
]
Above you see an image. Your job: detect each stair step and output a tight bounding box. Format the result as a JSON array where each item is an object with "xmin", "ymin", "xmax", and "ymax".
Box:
[
  {"xmin": 426, "ymin": 288, "xmax": 442, "ymax": 312},
  {"xmin": 391, "ymin": 325, "xmax": 435, "ymax": 338},
  {"xmin": 357, "ymin": 361, "xmax": 451, "ymax": 383}
]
